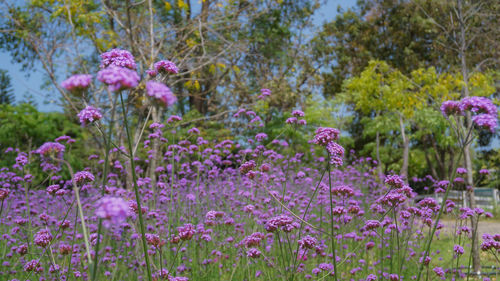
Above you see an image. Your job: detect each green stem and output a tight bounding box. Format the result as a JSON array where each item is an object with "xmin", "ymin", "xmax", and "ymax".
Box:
[
  {"xmin": 416, "ymin": 148, "xmax": 464, "ymax": 281},
  {"xmin": 466, "ymin": 215, "xmax": 480, "ymax": 281},
  {"xmin": 120, "ymin": 91, "xmax": 153, "ymax": 281},
  {"xmin": 328, "ymin": 163, "xmax": 338, "ymax": 281},
  {"xmin": 91, "ymin": 96, "xmax": 117, "ymax": 281},
  {"xmin": 73, "ymin": 182, "xmax": 93, "ymax": 264}
]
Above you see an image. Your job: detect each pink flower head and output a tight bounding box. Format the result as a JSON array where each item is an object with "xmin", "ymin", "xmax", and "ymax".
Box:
[
  {"xmin": 97, "ymin": 66, "xmax": 140, "ymax": 92},
  {"xmin": 36, "ymin": 142, "xmax": 65, "ymax": 159},
  {"xmin": 167, "ymin": 115, "xmax": 182, "ymax": 123},
  {"xmin": 313, "ymin": 127, "xmax": 340, "ymax": 146},
  {"xmin": 95, "ymin": 196, "xmax": 130, "ymax": 228},
  {"xmin": 298, "ymin": 235, "xmax": 317, "ymax": 249},
  {"xmin": 440, "ymin": 100, "xmax": 461, "ymax": 116},
  {"xmin": 326, "ymin": 142, "xmax": 344, "ymax": 167},
  {"xmin": 100, "ymin": 49, "xmax": 136, "ymax": 69},
  {"xmin": 77, "ymin": 106, "xmax": 103, "ymax": 126},
  {"xmin": 459, "ymin": 96, "xmax": 497, "ymax": 115},
  {"xmin": 260, "ymin": 88, "xmax": 271, "ymax": 97},
  {"xmin": 177, "ymin": 223, "xmax": 196, "ymax": 240},
  {"xmin": 292, "ymin": 110, "xmax": 305, "ymax": 117},
  {"xmin": 154, "ymin": 60, "xmax": 179, "ymax": 74},
  {"xmin": 146, "ymin": 81, "xmax": 177, "ymax": 106},
  {"xmin": 472, "ymin": 114, "xmax": 497, "ymax": 132},
  {"xmin": 61, "ymin": 74, "xmax": 92, "ymax": 91},
  {"xmin": 246, "ymin": 248, "xmax": 261, "ymax": 258},
  {"xmin": 74, "ymin": 171, "xmax": 95, "ymax": 184},
  {"xmin": 34, "ymin": 229, "xmax": 52, "ymax": 247}
]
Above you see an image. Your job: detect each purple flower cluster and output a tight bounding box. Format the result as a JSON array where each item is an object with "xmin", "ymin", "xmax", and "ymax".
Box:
[
  {"xmin": 441, "ymin": 96, "xmax": 497, "ymax": 132},
  {"xmin": 35, "ymin": 142, "xmax": 65, "ymax": 163},
  {"xmin": 459, "ymin": 96, "xmax": 497, "ymax": 115},
  {"xmin": 97, "ymin": 66, "xmax": 140, "ymax": 92},
  {"xmin": 265, "ymin": 214, "xmax": 297, "ymax": 232},
  {"xmin": 24, "ymin": 259, "xmax": 43, "ymax": 273},
  {"xmin": 177, "ymin": 223, "xmax": 196, "ymax": 240},
  {"xmin": 472, "ymin": 114, "xmax": 497, "ymax": 132},
  {"xmin": 313, "ymin": 127, "xmax": 340, "ymax": 146},
  {"xmin": 77, "ymin": 106, "xmax": 103, "ymax": 126},
  {"xmin": 74, "ymin": 171, "xmax": 95, "ymax": 184},
  {"xmin": 258, "ymin": 88, "xmax": 271, "ymax": 99},
  {"xmin": 481, "ymin": 233, "xmax": 500, "ymax": 251},
  {"xmin": 34, "ymin": 229, "xmax": 52, "ymax": 247},
  {"xmin": 313, "ymin": 127, "xmax": 344, "ymax": 166},
  {"xmin": 100, "ymin": 49, "xmax": 137, "ymax": 69},
  {"xmin": 148, "ymin": 60, "xmax": 179, "ymax": 76},
  {"xmin": 146, "ymin": 81, "xmax": 177, "ymax": 106},
  {"xmin": 298, "ymin": 235, "xmax": 317, "ymax": 249},
  {"xmin": 95, "ymin": 196, "xmax": 130, "ymax": 228},
  {"xmin": 440, "ymin": 101, "xmax": 461, "ymax": 116},
  {"xmin": 60, "ymin": 74, "xmax": 92, "ymax": 91}
]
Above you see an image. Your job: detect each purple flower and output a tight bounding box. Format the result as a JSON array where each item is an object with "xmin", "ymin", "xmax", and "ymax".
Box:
[
  {"xmin": 313, "ymin": 127, "xmax": 340, "ymax": 146},
  {"xmin": 364, "ymin": 220, "xmax": 381, "ymax": 230},
  {"xmin": 260, "ymin": 88, "xmax": 271, "ymax": 97},
  {"xmin": 167, "ymin": 115, "xmax": 182, "ymax": 123},
  {"xmin": 241, "ymin": 232, "xmax": 265, "ymax": 247},
  {"xmin": 74, "ymin": 171, "xmax": 95, "ymax": 184},
  {"xmin": 298, "ymin": 235, "xmax": 317, "ymax": 249},
  {"xmin": 255, "ymin": 133, "xmax": 268, "ymax": 142},
  {"xmin": 146, "ymin": 81, "xmax": 177, "ymax": 106},
  {"xmin": 326, "ymin": 141, "xmax": 344, "ymax": 167},
  {"xmin": 454, "ymin": 244, "xmax": 464, "ymax": 255},
  {"xmin": 472, "ymin": 114, "xmax": 497, "ymax": 132},
  {"xmin": 24, "ymin": 259, "xmax": 43, "ymax": 273},
  {"xmin": 331, "ymin": 185, "xmax": 354, "ymax": 197},
  {"xmin": 440, "ymin": 100, "xmax": 461, "ymax": 116},
  {"xmin": 240, "ymin": 160, "xmax": 256, "ymax": 175},
  {"xmin": 95, "ymin": 196, "xmax": 130, "ymax": 228},
  {"xmin": 433, "ymin": 267, "xmax": 445, "ymax": 278},
  {"xmin": 479, "ymin": 169, "xmax": 490, "ymax": 175},
  {"xmin": 153, "ymin": 60, "xmax": 179, "ymax": 74},
  {"xmin": 286, "ymin": 117, "xmax": 297, "ymax": 124},
  {"xmin": 100, "ymin": 49, "xmax": 136, "ymax": 69},
  {"xmin": 385, "ymin": 175, "xmax": 404, "ymax": 188},
  {"xmin": 265, "ymin": 214, "xmax": 295, "ymax": 232},
  {"xmin": 97, "ymin": 66, "xmax": 140, "ymax": 92},
  {"xmin": 459, "ymin": 96, "xmax": 497, "ymax": 115},
  {"xmin": 456, "ymin": 167, "xmax": 467, "ymax": 174},
  {"xmin": 61, "ymin": 74, "xmax": 92, "ymax": 91},
  {"xmin": 366, "ymin": 274, "xmax": 377, "ymax": 281},
  {"xmin": 177, "ymin": 223, "xmax": 196, "ymax": 240},
  {"xmin": 246, "ymin": 248, "xmax": 261, "ymax": 258},
  {"xmin": 36, "ymin": 142, "xmax": 65, "ymax": 158},
  {"xmin": 0, "ymin": 188, "xmax": 9, "ymax": 200},
  {"xmin": 34, "ymin": 229, "xmax": 52, "ymax": 247},
  {"xmin": 77, "ymin": 106, "xmax": 103, "ymax": 126},
  {"xmin": 292, "ymin": 110, "xmax": 305, "ymax": 117},
  {"xmin": 15, "ymin": 153, "xmax": 28, "ymax": 166}
]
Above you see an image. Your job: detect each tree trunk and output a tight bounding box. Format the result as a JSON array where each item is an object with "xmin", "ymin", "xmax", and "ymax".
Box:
[
  {"xmin": 149, "ymin": 106, "xmax": 160, "ymax": 194},
  {"xmin": 398, "ymin": 114, "xmax": 409, "ymax": 183},
  {"xmin": 457, "ymin": 0, "xmax": 480, "ymax": 272},
  {"xmin": 375, "ymin": 112, "xmax": 384, "ymax": 180}
]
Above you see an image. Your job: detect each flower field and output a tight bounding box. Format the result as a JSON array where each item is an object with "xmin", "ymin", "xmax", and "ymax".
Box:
[{"xmin": 0, "ymin": 49, "xmax": 499, "ymax": 281}]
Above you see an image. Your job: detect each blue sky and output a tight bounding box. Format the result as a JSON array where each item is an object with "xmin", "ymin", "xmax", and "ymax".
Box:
[{"xmin": 0, "ymin": 0, "xmax": 356, "ymax": 112}]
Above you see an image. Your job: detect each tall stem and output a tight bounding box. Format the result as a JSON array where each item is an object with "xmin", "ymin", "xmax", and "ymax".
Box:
[
  {"xmin": 328, "ymin": 163, "xmax": 338, "ymax": 281},
  {"xmin": 416, "ymin": 149, "xmax": 464, "ymax": 281},
  {"xmin": 91, "ymin": 96, "xmax": 117, "ymax": 281},
  {"xmin": 120, "ymin": 92, "xmax": 153, "ymax": 281}
]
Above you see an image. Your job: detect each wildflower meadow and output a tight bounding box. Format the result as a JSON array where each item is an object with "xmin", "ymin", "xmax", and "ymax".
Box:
[{"xmin": 0, "ymin": 1, "xmax": 499, "ymax": 281}]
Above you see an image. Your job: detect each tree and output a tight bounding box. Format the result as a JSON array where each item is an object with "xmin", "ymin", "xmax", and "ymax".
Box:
[
  {"xmin": 417, "ymin": 0, "xmax": 500, "ymax": 271},
  {"xmin": 0, "ymin": 69, "xmax": 14, "ymax": 104}
]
